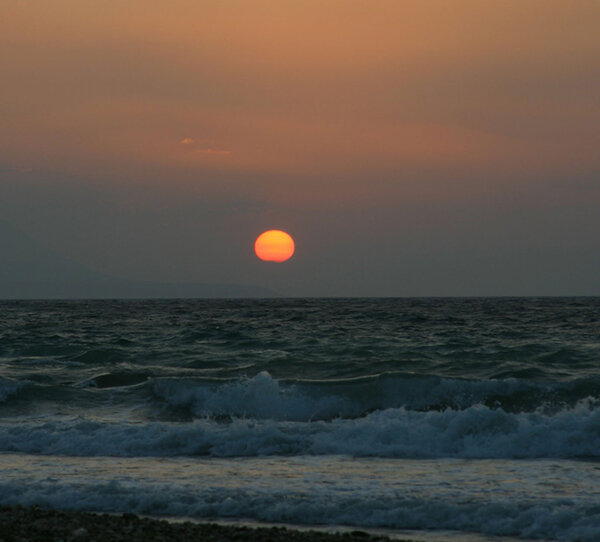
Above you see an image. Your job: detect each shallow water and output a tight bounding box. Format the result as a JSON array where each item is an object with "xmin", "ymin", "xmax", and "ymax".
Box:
[{"xmin": 5, "ymin": 453, "xmax": 586, "ymax": 541}]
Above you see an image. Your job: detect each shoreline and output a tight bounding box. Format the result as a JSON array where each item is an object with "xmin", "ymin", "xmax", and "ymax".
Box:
[{"xmin": 0, "ymin": 506, "xmax": 419, "ymax": 542}]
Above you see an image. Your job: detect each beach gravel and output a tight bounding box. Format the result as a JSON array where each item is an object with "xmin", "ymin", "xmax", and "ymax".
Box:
[{"xmin": 0, "ymin": 506, "xmax": 416, "ymax": 542}]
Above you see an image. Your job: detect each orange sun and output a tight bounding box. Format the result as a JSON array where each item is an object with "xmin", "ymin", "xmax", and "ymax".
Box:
[{"xmin": 254, "ymin": 230, "xmax": 295, "ymax": 262}]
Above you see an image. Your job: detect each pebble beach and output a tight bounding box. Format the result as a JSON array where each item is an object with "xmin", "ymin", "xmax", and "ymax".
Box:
[{"xmin": 0, "ymin": 506, "xmax": 415, "ymax": 542}]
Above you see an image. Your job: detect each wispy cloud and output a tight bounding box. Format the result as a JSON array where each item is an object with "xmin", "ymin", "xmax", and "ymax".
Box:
[{"xmin": 180, "ymin": 138, "xmax": 231, "ymax": 155}]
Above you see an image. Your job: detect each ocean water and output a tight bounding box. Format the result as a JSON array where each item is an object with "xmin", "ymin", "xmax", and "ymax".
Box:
[{"xmin": 1, "ymin": 298, "xmax": 600, "ymax": 541}]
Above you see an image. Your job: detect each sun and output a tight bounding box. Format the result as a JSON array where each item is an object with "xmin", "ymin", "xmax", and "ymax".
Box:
[{"xmin": 254, "ymin": 230, "xmax": 295, "ymax": 262}]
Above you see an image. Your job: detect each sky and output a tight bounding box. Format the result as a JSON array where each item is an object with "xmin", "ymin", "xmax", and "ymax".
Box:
[{"xmin": 1, "ymin": 0, "xmax": 599, "ymax": 296}]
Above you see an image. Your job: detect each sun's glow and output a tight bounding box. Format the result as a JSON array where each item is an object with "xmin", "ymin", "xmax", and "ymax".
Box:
[{"xmin": 254, "ymin": 230, "xmax": 295, "ymax": 262}]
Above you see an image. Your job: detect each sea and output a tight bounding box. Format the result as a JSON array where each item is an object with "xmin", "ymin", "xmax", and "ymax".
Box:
[{"xmin": 1, "ymin": 297, "xmax": 599, "ymax": 541}]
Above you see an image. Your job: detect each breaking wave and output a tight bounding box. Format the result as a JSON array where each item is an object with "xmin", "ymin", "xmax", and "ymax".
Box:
[
  {"xmin": 2, "ymin": 397, "xmax": 600, "ymax": 459},
  {"xmin": 150, "ymin": 371, "xmax": 600, "ymax": 421}
]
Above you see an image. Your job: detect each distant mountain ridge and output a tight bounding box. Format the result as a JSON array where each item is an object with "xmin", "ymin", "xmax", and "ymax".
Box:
[{"xmin": 0, "ymin": 219, "xmax": 276, "ymax": 299}]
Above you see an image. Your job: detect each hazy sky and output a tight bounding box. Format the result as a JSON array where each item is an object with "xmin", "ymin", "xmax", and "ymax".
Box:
[{"xmin": 1, "ymin": 0, "xmax": 599, "ymax": 296}]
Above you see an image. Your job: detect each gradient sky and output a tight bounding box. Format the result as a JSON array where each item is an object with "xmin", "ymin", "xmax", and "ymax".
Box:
[{"xmin": 1, "ymin": 0, "xmax": 599, "ymax": 296}]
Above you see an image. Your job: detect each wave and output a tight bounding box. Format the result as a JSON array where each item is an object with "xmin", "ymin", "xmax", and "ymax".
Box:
[
  {"xmin": 77, "ymin": 372, "xmax": 151, "ymax": 389},
  {"xmin": 151, "ymin": 371, "xmax": 600, "ymax": 421},
  {"xmin": 3, "ymin": 371, "xmax": 600, "ymax": 423},
  {"xmin": 2, "ymin": 398, "xmax": 600, "ymax": 459},
  {"xmin": 1, "ymin": 476, "xmax": 598, "ymax": 541}
]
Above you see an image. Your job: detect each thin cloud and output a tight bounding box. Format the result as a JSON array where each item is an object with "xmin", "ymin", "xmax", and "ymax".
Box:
[{"xmin": 180, "ymin": 138, "xmax": 232, "ymax": 155}]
